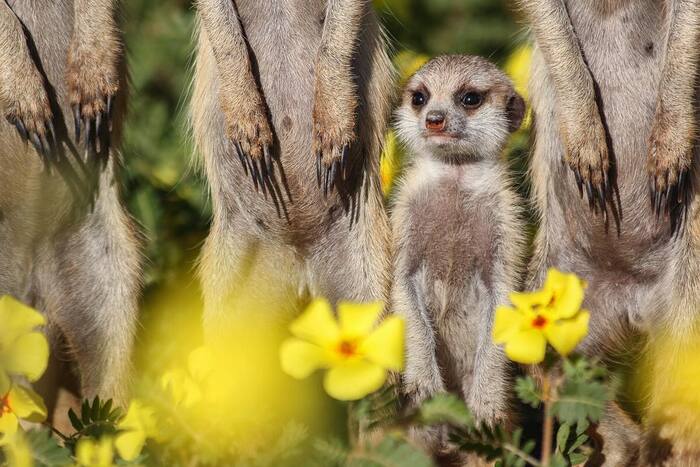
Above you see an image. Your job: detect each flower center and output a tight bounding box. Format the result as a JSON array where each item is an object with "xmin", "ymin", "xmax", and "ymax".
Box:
[
  {"xmin": 0, "ymin": 393, "xmax": 11, "ymax": 416},
  {"xmin": 531, "ymin": 315, "xmax": 548, "ymax": 329},
  {"xmin": 337, "ymin": 340, "xmax": 358, "ymax": 358}
]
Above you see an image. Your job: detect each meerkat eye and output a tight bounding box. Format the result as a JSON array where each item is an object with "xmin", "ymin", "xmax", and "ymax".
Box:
[
  {"xmin": 411, "ymin": 91, "xmax": 427, "ymax": 107},
  {"xmin": 461, "ymin": 92, "xmax": 483, "ymax": 108}
]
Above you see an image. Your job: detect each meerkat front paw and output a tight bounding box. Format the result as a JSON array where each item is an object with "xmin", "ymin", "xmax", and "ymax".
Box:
[
  {"xmin": 2, "ymin": 63, "xmax": 56, "ymax": 161},
  {"xmin": 66, "ymin": 39, "xmax": 121, "ymax": 161},
  {"xmin": 561, "ymin": 110, "xmax": 611, "ymax": 215},
  {"xmin": 312, "ymin": 77, "xmax": 357, "ymax": 196},
  {"xmin": 222, "ymin": 94, "xmax": 274, "ymax": 193},
  {"xmin": 647, "ymin": 105, "xmax": 694, "ymax": 232}
]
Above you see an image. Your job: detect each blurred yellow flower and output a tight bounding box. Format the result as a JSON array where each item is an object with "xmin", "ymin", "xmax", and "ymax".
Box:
[
  {"xmin": 493, "ymin": 269, "xmax": 590, "ymax": 364},
  {"xmin": 380, "ymin": 131, "xmax": 400, "ymax": 196},
  {"xmin": 160, "ymin": 346, "xmax": 214, "ymax": 407},
  {"xmin": 0, "ymin": 385, "xmax": 47, "ymax": 445},
  {"xmin": 76, "ymin": 437, "xmax": 114, "ymax": 467},
  {"xmin": 0, "ymin": 296, "xmax": 49, "ymax": 395},
  {"xmin": 504, "ymin": 44, "xmax": 532, "ymax": 129},
  {"xmin": 115, "ymin": 400, "xmax": 158, "ymax": 461},
  {"xmin": 2, "ymin": 430, "xmax": 33, "ymax": 467},
  {"xmin": 280, "ymin": 299, "xmax": 404, "ymax": 401}
]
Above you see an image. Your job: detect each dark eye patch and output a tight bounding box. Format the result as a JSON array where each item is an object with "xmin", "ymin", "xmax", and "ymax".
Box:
[{"xmin": 460, "ymin": 91, "xmax": 484, "ymax": 109}]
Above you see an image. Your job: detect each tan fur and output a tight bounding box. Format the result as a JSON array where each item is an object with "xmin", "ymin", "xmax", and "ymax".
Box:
[
  {"xmin": 520, "ymin": 0, "xmax": 700, "ymax": 464},
  {"xmin": 0, "ymin": 0, "xmax": 139, "ymax": 408},
  {"xmin": 191, "ymin": 1, "xmax": 394, "ymax": 339},
  {"xmin": 390, "ymin": 55, "xmax": 527, "ymax": 460}
]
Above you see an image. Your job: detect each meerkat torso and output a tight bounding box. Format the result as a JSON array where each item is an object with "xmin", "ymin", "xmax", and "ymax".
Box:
[
  {"xmin": 528, "ymin": 0, "xmax": 699, "ymax": 342},
  {"xmin": 194, "ymin": 0, "xmax": 392, "ymax": 248},
  {"xmin": 393, "ymin": 159, "xmax": 522, "ymax": 393}
]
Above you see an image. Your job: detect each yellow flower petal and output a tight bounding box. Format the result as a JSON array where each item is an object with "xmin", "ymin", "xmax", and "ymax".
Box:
[
  {"xmin": 338, "ymin": 301, "xmax": 384, "ymax": 339},
  {"xmin": 290, "ymin": 298, "xmax": 340, "ymax": 348},
  {"xmin": 493, "ymin": 306, "xmax": 526, "ymax": 343},
  {"xmin": 3, "ymin": 430, "xmax": 33, "ymax": 467},
  {"xmin": 0, "ymin": 371, "xmax": 9, "ymax": 396},
  {"xmin": 359, "ymin": 315, "xmax": 405, "ymax": 371},
  {"xmin": 0, "ymin": 411, "xmax": 19, "ymax": 445},
  {"xmin": 3, "ymin": 332, "xmax": 49, "ymax": 382},
  {"xmin": 76, "ymin": 437, "xmax": 114, "ymax": 467},
  {"xmin": 504, "ymin": 329, "xmax": 547, "ymax": 364},
  {"xmin": 188, "ymin": 346, "xmax": 214, "ymax": 382},
  {"xmin": 545, "ymin": 311, "xmax": 590, "ymax": 356},
  {"xmin": 323, "ymin": 360, "xmax": 387, "ymax": 401},
  {"xmin": 547, "ymin": 269, "xmax": 585, "ymax": 319},
  {"xmin": 509, "ymin": 289, "xmax": 551, "ymax": 311},
  {"xmin": 0, "ymin": 296, "xmax": 46, "ymax": 342},
  {"xmin": 115, "ymin": 430, "xmax": 145, "ymax": 462},
  {"xmin": 280, "ymin": 338, "xmax": 332, "ymax": 379},
  {"xmin": 8, "ymin": 385, "xmax": 47, "ymax": 422}
]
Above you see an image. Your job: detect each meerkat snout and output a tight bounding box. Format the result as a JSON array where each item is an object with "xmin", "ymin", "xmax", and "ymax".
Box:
[{"xmin": 396, "ymin": 55, "xmax": 525, "ymax": 162}]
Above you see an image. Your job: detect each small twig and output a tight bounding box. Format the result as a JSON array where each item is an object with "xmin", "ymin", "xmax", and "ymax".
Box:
[
  {"xmin": 502, "ymin": 442, "xmax": 542, "ymax": 466},
  {"xmin": 541, "ymin": 372, "xmax": 554, "ymax": 466}
]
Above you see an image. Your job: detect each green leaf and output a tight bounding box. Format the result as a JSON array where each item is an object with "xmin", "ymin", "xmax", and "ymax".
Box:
[
  {"xmin": 555, "ymin": 423, "xmax": 570, "ymax": 453},
  {"xmin": 515, "ymin": 376, "xmax": 541, "ymax": 408},
  {"xmin": 418, "ymin": 393, "xmax": 474, "ymax": 428},
  {"xmin": 347, "ymin": 435, "xmax": 433, "ymax": 467},
  {"xmin": 24, "ymin": 428, "xmax": 72, "ymax": 467},
  {"xmin": 81, "ymin": 399, "xmax": 91, "ymax": 425},
  {"xmin": 553, "ymin": 380, "xmax": 607, "ymax": 426},
  {"xmin": 68, "ymin": 408, "xmax": 83, "ymax": 432}
]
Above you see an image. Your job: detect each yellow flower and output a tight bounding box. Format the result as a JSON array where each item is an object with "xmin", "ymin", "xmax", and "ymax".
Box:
[
  {"xmin": 76, "ymin": 437, "xmax": 114, "ymax": 467},
  {"xmin": 114, "ymin": 400, "xmax": 158, "ymax": 461},
  {"xmin": 0, "ymin": 385, "xmax": 47, "ymax": 445},
  {"xmin": 2, "ymin": 430, "xmax": 33, "ymax": 467},
  {"xmin": 504, "ymin": 44, "xmax": 532, "ymax": 129},
  {"xmin": 280, "ymin": 299, "xmax": 404, "ymax": 401},
  {"xmin": 0, "ymin": 296, "xmax": 49, "ymax": 395},
  {"xmin": 493, "ymin": 269, "xmax": 590, "ymax": 364},
  {"xmin": 160, "ymin": 346, "xmax": 214, "ymax": 408}
]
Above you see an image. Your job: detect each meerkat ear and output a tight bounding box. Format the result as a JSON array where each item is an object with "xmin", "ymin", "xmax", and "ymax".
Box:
[{"xmin": 506, "ymin": 92, "xmax": 526, "ymax": 133}]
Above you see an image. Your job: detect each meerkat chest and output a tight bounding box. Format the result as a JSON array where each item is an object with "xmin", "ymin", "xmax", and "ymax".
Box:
[{"xmin": 403, "ymin": 178, "xmax": 498, "ymax": 286}]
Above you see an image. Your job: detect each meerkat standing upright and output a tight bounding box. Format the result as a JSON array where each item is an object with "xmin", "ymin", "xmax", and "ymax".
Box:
[
  {"xmin": 520, "ymin": 0, "xmax": 699, "ymax": 463},
  {"xmin": 391, "ymin": 55, "xmax": 526, "ymax": 454},
  {"xmin": 192, "ymin": 1, "xmax": 394, "ymax": 335},
  {"xmin": 0, "ymin": 0, "xmax": 139, "ymax": 407}
]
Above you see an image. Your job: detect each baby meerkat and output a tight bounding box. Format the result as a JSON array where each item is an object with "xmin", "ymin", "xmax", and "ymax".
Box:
[{"xmin": 391, "ymin": 55, "xmax": 527, "ymax": 451}]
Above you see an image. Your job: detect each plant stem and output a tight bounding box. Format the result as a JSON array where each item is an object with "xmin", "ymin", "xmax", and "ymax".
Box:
[{"xmin": 541, "ymin": 372, "xmax": 553, "ymax": 466}]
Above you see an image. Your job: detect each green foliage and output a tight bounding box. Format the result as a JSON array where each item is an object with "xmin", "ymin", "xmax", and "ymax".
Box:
[
  {"xmin": 553, "ymin": 358, "xmax": 610, "ymax": 427},
  {"xmin": 417, "ymin": 393, "xmax": 473, "ymax": 427},
  {"xmin": 312, "ymin": 435, "xmax": 433, "ymax": 467},
  {"xmin": 515, "ymin": 376, "xmax": 542, "ymax": 409},
  {"xmin": 22, "ymin": 429, "xmax": 72, "ymax": 467},
  {"xmin": 65, "ymin": 396, "xmax": 123, "ymax": 452}
]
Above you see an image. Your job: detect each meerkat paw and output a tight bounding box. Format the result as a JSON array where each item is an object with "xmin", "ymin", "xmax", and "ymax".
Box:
[
  {"xmin": 647, "ymin": 106, "xmax": 694, "ymax": 233},
  {"xmin": 562, "ymin": 113, "xmax": 611, "ymax": 216},
  {"xmin": 3, "ymin": 64, "xmax": 56, "ymax": 163},
  {"xmin": 224, "ymin": 103, "xmax": 274, "ymax": 194},
  {"xmin": 66, "ymin": 41, "xmax": 121, "ymax": 162},
  {"xmin": 312, "ymin": 81, "xmax": 357, "ymax": 196}
]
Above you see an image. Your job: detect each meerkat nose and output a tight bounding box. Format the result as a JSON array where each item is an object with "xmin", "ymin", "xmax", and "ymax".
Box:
[{"xmin": 425, "ymin": 110, "xmax": 446, "ymax": 131}]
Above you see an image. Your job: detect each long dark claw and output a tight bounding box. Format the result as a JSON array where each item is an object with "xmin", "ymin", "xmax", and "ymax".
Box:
[
  {"xmin": 341, "ymin": 145, "xmax": 349, "ymax": 180},
  {"xmin": 597, "ymin": 185, "xmax": 605, "ymax": 210},
  {"xmin": 235, "ymin": 143, "xmax": 248, "ymax": 175},
  {"xmin": 40, "ymin": 133, "xmax": 50, "ymax": 159},
  {"xmin": 324, "ymin": 166, "xmax": 331, "ymax": 197},
  {"xmin": 47, "ymin": 121, "xmax": 56, "ymax": 148},
  {"xmin": 586, "ymin": 181, "xmax": 594, "ymax": 211},
  {"xmin": 30, "ymin": 133, "xmax": 42, "ymax": 154},
  {"xmin": 574, "ymin": 170, "xmax": 583, "ymax": 198},
  {"xmin": 106, "ymin": 95, "xmax": 114, "ymax": 132},
  {"xmin": 316, "ymin": 151, "xmax": 322, "ymax": 187},
  {"xmin": 14, "ymin": 119, "xmax": 28, "ymax": 142},
  {"xmin": 73, "ymin": 105, "xmax": 81, "ymax": 142},
  {"xmin": 678, "ymin": 171, "xmax": 687, "ymax": 204},
  {"xmin": 264, "ymin": 146, "xmax": 273, "ymax": 173},
  {"xmin": 95, "ymin": 112, "xmax": 103, "ymax": 153},
  {"xmin": 250, "ymin": 158, "xmax": 261, "ymax": 192},
  {"xmin": 329, "ymin": 159, "xmax": 338, "ymax": 193}
]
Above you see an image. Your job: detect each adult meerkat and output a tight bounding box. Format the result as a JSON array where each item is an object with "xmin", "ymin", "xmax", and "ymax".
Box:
[
  {"xmin": 0, "ymin": 0, "xmax": 138, "ymax": 406},
  {"xmin": 192, "ymin": 1, "xmax": 394, "ymax": 335},
  {"xmin": 521, "ymin": 0, "xmax": 699, "ymax": 463},
  {"xmin": 391, "ymin": 55, "xmax": 526, "ymax": 455}
]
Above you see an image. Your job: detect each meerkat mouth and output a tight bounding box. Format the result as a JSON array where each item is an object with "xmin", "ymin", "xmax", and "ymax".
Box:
[{"xmin": 424, "ymin": 132, "xmax": 461, "ymax": 143}]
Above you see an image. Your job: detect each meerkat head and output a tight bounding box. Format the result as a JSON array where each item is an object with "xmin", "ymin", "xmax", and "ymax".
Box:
[{"xmin": 395, "ymin": 55, "xmax": 525, "ymax": 162}]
